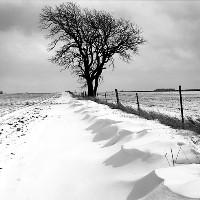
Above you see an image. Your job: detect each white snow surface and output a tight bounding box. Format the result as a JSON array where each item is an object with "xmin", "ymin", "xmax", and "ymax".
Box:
[{"xmin": 0, "ymin": 92, "xmax": 200, "ymax": 200}]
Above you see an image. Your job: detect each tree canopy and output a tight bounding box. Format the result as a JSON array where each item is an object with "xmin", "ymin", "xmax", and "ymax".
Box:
[{"xmin": 39, "ymin": 2, "xmax": 146, "ymax": 96}]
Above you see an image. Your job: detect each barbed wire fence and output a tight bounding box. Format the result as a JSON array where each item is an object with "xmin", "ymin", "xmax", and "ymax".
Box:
[{"xmin": 75, "ymin": 86, "xmax": 200, "ymax": 134}]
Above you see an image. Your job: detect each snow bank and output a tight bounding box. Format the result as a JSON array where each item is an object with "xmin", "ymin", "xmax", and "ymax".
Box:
[
  {"xmin": 68, "ymin": 94, "xmax": 200, "ymax": 199},
  {"xmin": 0, "ymin": 92, "xmax": 199, "ymax": 200},
  {"xmin": 155, "ymin": 164, "xmax": 200, "ymax": 198}
]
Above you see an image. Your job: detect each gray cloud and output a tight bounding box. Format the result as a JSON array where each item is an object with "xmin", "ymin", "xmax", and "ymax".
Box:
[
  {"xmin": 158, "ymin": 1, "xmax": 200, "ymax": 21},
  {"xmin": 153, "ymin": 2, "xmax": 200, "ymax": 53},
  {"xmin": 1, "ymin": 0, "xmax": 200, "ymax": 93},
  {"xmin": 0, "ymin": 2, "xmax": 41, "ymax": 34}
]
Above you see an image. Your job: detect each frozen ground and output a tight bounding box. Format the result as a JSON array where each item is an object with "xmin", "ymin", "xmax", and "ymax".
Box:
[
  {"xmin": 0, "ymin": 93, "xmax": 56, "ymax": 117},
  {"xmin": 98, "ymin": 91, "xmax": 200, "ymax": 121},
  {"xmin": 0, "ymin": 92, "xmax": 200, "ymax": 200}
]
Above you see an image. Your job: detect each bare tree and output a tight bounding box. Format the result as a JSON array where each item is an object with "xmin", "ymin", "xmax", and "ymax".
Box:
[{"xmin": 39, "ymin": 2, "xmax": 146, "ymax": 96}]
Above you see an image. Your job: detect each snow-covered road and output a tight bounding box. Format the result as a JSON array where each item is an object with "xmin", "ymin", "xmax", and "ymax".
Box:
[{"xmin": 0, "ymin": 93, "xmax": 131, "ymax": 200}]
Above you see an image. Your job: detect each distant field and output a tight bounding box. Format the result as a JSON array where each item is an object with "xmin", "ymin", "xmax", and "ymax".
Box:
[
  {"xmin": 98, "ymin": 91, "xmax": 200, "ymax": 121},
  {"xmin": 0, "ymin": 93, "xmax": 56, "ymax": 117}
]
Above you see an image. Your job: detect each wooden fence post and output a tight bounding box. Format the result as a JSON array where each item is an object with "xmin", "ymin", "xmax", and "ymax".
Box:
[
  {"xmin": 136, "ymin": 93, "xmax": 140, "ymax": 115},
  {"xmin": 105, "ymin": 93, "xmax": 107, "ymax": 102},
  {"xmin": 115, "ymin": 89, "xmax": 119, "ymax": 107},
  {"xmin": 84, "ymin": 91, "xmax": 87, "ymax": 97},
  {"xmin": 179, "ymin": 85, "xmax": 184, "ymax": 129}
]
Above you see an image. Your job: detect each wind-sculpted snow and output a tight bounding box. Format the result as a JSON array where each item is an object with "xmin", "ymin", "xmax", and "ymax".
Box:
[
  {"xmin": 70, "ymin": 93, "xmax": 200, "ymax": 199},
  {"xmin": 155, "ymin": 164, "xmax": 200, "ymax": 199},
  {"xmin": 0, "ymin": 92, "xmax": 199, "ymax": 200}
]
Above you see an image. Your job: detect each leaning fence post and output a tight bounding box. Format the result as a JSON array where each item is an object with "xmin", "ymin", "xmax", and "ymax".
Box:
[
  {"xmin": 105, "ymin": 92, "xmax": 107, "ymax": 102},
  {"xmin": 115, "ymin": 89, "xmax": 119, "ymax": 107},
  {"xmin": 136, "ymin": 93, "xmax": 140, "ymax": 115},
  {"xmin": 179, "ymin": 85, "xmax": 184, "ymax": 129}
]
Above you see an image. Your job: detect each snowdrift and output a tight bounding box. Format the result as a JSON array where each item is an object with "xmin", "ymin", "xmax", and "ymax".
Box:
[
  {"xmin": 0, "ymin": 92, "xmax": 199, "ymax": 200},
  {"xmin": 67, "ymin": 93, "xmax": 200, "ymax": 199}
]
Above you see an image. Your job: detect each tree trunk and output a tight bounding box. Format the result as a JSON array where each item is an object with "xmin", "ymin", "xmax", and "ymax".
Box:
[
  {"xmin": 87, "ymin": 80, "xmax": 94, "ymax": 97},
  {"xmin": 94, "ymin": 77, "xmax": 99, "ymax": 97},
  {"xmin": 94, "ymin": 69, "xmax": 103, "ymax": 97}
]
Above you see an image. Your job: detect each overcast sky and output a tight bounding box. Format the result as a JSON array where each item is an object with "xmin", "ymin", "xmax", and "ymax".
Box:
[{"xmin": 0, "ymin": 0, "xmax": 200, "ymax": 93}]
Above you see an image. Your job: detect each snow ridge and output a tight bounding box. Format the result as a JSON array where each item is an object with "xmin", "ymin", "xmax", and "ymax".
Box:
[
  {"xmin": 0, "ymin": 92, "xmax": 199, "ymax": 200},
  {"xmin": 67, "ymin": 93, "xmax": 200, "ymax": 199}
]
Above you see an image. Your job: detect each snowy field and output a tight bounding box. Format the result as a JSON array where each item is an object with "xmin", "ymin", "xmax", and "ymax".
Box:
[
  {"xmin": 0, "ymin": 93, "xmax": 56, "ymax": 117},
  {"xmin": 98, "ymin": 91, "xmax": 200, "ymax": 121},
  {"xmin": 0, "ymin": 92, "xmax": 200, "ymax": 200}
]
